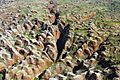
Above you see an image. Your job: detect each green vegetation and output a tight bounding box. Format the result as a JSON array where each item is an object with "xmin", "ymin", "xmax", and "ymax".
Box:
[{"xmin": 0, "ymin": 74, "xmax": 3, "ymax": 80}]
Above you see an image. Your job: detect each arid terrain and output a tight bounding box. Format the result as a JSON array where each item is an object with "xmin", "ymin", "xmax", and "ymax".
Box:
[{"xmin": 0, "ymin": 0, "xmax": 120, "ymax": 80}]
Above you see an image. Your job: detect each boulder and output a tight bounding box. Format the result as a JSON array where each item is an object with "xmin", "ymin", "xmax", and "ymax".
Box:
[
  {"xmin": 76, "ymin": 48, "xmax": 84, "ymax": 58},
  {"xmin": 0, "ymin": 62, "xmax": 6, "ymax": 71},
  {"xmin": 12, "ymin": 29, "xmax": 20, "ymax": 36},
  {"xmin": 15, "ymin": 39, "xmax": 23, "ymax": 46},
  {"xmin": 15, "ymin": 71, "xmax": 23, "ymax": 79},
  {"xmin": 43, "ymin": 69, "xmax": 51, "ymax": 79},
  {"xmin": 23, "ymin": 23, "xmax": 31, "ymax": 31},
  {"xmin": 48, "ymin": 14, "xmax": 55, "ymax": 24}
]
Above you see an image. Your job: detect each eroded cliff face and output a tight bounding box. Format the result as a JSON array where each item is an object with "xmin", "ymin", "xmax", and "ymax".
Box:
[{"xmin": 0, "ymin": 0, "xmax": 120, "ymax": 80}]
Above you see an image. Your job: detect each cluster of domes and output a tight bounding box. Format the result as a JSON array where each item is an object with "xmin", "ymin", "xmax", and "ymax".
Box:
[{"xmin": 0, "ymin": 0, "xmax": 120, "ymax": 80}]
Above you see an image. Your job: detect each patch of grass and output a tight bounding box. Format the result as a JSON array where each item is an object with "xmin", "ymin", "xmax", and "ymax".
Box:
[
  {"xmin": 75, "ymin": 29, "xmax": 88, "ymax": 37},
  {"xmin": 0, "ymin": 74, "xmax": 3, "ymax": 80},
  {"xmin": 20, "ymin": 7, "xmax": 30, "ymax": 15},
  {"xmin": 34, "ymin": 77, "xmax": 39, "ymax": 80},
  {"xmin": 116, "ymin": 54, "xmax": 120, "ymax": 62},
  {"xmin": 96, "ymin": 20, "xmax": 120, "ymax": 26}
]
